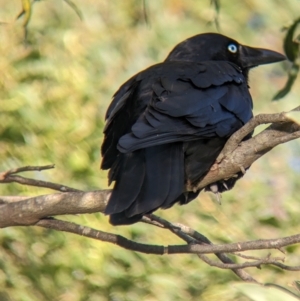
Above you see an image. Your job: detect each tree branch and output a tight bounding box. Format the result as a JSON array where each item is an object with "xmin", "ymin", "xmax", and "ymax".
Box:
[
  {"xmin": 187, "ymin": 106, "xmax": 300, "ymax": 191},
  {"xmin": 1, "ymin": 108, "xmax": 300, "ymax": 227},
  {"xmin": 0, "ymin": 190, "xmax": 110, "ymax": 227},
  {"xmin": 1, "ymin": 108, "xmax": 300, "ymax": 283},
  {"xmin": 143, "ymin": 214, "xmax": 258, "ymax": 282},
  {"xmin": 36, "ymin": 218, "xmax": 165, "ymax": 255},
  {"xmin": 34, "ymin": 217, "xmax": 300, "ymax": 275},
  {"xmin": 0, "ymin": 164, "xmax": 81, "ymax": 192}
]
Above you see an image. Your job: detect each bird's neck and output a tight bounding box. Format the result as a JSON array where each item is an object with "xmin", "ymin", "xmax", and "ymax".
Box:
[{"xmin": 242, "ymin": 68, "xmax": 250, "ymax": 83}]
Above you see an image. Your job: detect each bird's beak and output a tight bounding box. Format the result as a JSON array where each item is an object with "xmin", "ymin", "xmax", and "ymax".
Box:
[{"xmin": 240, "ymin": 45, "xmax": 286, "ymax": 69}]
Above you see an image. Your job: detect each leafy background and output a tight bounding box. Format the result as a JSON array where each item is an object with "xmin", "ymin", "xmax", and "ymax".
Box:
[{"xmin": 0, "ymin": 1, "xmax": 300, "ymax": 300}]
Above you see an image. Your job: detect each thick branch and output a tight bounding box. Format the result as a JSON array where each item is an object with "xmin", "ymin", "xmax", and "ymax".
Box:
[
  {"xmin": 1, "ymin": 109, "xmax": 300, "ymax": 228},
  {"xmin": 187, "ymin": 107, "xmax": 300, "ymax": 191},
  {"xmin": 0, "ymin": 190, "xmax": 110, "ymax": 227},
  {"xmin": 216, "ymin": 108, "xmax": 300, "ymax": 162}
]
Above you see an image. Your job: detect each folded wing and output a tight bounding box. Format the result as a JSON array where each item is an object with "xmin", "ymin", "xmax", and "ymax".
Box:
[{"xmin": 101, "ymin": 61, "xmax": 253, "ymax": 225}]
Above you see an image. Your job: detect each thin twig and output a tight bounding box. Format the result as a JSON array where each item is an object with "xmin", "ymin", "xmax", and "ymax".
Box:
[
  {"xmin": 0, "ymin": 165, "xmax": 80, "ymax": 192},
  {"xmin": 37, "ymin": 218, "xmax": 165, "ymax": 254},
  {"xmin": 197, "ymin": 253, "xmax": 284, "ymax": 270},
  {"xmin": 270, "ymin": 262, "xmax": 300, "ymax": 271},
  {"xmin": 0, "ymin": 196, "xmax": 31, "ymax": 203},
  {"xmin": 233, "ymin": 252, "xmax": 269, "ymax": 261},
  {"xmin": 0, "ymin": 164, "xmax": 55, "ymax": 180},
  {"xmin": 143, "ymin": 215, "xmax": 258, "ymax": 282},
  {"xmin": 1, "ymin": 174, "xmax": 81, "ymax": 192}
]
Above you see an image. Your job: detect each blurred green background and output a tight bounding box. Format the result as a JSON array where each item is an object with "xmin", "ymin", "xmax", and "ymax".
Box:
[{"xmin": 1, "ymin": 1, "xmax": 300, "ymax": 300}]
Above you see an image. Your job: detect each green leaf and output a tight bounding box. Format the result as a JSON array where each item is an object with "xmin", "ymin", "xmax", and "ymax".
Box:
[
  {"xmin": 283, "ymin": 18, "xmax": 300, "ymax": 62},
  {"xmin": 273, "ymin": 63, "xmax": 299, "ymax": 100},
  {"xmin": 274, "ymin": 18, "xmax": 300, "ymax": 100},
  {"xmin": 294, "ymin": 281, "xmax": 300, "ymax": 293}
]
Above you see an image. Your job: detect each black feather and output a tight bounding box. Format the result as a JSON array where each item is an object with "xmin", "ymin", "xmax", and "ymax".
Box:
[{"xmin": 101, "ymin": 32, "xmax": 285, "ymax": 225}]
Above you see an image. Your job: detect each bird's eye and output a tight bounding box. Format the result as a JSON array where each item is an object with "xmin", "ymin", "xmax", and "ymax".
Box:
[{"xmin": 228, "ymin": 43, "xmax": 238, "ymax": 53}]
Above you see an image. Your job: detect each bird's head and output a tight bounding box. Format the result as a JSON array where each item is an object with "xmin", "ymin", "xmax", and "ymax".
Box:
[{"xmin": 165, "ymin": 33, "xmax": 286, "ymax": 78}]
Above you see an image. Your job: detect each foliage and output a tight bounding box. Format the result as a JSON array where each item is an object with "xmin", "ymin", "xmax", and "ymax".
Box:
[
  {"xmin": 0, "ymin": 0, "xmax": 300, "ymax": 300},
  {"xmin": 273, "ymin": 17, "xmax": 300, "ymax": 100}
]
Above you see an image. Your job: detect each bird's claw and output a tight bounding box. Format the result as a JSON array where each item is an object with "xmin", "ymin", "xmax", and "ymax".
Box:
[
  {"xmin": 209, "ymin": 184, "xmax": 222, "ymax": 205},
  {"xmin": 222, "ymin": 181, "xmax": 229, "ymax": 190},
  {"xmin": 239, "ymin": 165, "xmax": 246, "ymax": 174}
]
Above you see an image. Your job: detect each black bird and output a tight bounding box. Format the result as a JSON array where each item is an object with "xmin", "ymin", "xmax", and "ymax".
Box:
[{"xmin": 101, "ymin": 33, "xmax": 285, "ymax": 225}]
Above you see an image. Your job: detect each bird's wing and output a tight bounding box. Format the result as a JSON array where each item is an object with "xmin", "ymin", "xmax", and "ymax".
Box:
[
  {"xmin": 103, "ymin": 61, "xmax": 253, "ymax": 224},
  {"xmin": 117, "ymin": 61, "xmax": 253, "ymax": 153}
]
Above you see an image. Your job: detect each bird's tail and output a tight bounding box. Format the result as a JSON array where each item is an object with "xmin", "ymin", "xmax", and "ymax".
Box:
[{"xmin": 105, "ymin": 143, "xmax": 185, "ymax": 225}]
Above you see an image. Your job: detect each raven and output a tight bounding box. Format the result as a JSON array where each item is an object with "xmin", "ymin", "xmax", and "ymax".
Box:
[{"xmin": 101, "ymin": 33, "xmax": 285, "ymax": 225}]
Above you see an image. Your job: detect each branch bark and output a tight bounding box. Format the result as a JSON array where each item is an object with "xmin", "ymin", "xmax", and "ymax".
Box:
[
  {"xmin": 0, "ymin": 190, "xmax": 110, "ymax": 227},
  {"xmin": 188, "ymin": 106, "xmax": 300, "ymax": 191},
  {"xmin": 1, "ymin": 108, "xmax": 300, "ymax": 283},
  {"xmin": 1, "ymin": 108, "xmax": 300, "ymax": 228}
]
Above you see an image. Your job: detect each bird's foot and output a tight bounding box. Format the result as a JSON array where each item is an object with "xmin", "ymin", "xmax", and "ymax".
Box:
[
  {"xmin": 209, "ymin": 183, "xmax": 222, "ymax": 205},
  {"xmin": 239, "ymin": 165, "xmax": 246, "ymax": 174},
  {"xmin": 222, "ymin": 181, "xmax": 229, "ymax": 190}
]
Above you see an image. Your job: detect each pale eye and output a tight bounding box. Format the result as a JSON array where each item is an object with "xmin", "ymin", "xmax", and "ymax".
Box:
[{"xmin": 228, "ymin": 43, "xmax": 238, "ymax": 53}]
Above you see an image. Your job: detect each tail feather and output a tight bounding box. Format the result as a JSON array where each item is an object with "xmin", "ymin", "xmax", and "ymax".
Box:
[
  {"xmin": 161, "ymin": 143, "xmax": 184, "ymax": 208},
  {"xmin": 109, "ymin": 212, "xmax": 143, "ymax": 225},
  {"xmin": 107, "ymin": 143, "xmax": 184, "ymax": 225},
  {"xmin": 105, "ymin": 150, "xmax": 145, "ymax": 215},
  {"xmin": 126, "ymin": 143, "xmax": 184, "ymax": 217}
]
